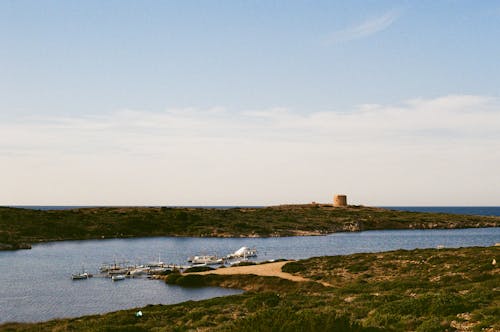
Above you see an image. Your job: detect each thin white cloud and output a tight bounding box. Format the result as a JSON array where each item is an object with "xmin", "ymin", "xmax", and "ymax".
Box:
[
  {"xmin": 325, "ymin": 10, "xmax": 399, "ymax": 44},
  {"xmin": 1, "ymin": 95, "xmax": 499, "ymax": 156},
  {"xmin": 1, "ymin": 95, "xmax": 499, "ymax": 205}
]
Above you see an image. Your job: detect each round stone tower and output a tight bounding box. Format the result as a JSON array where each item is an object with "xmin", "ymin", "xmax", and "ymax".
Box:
[{"xmin": 333, "ymin": 194, "xmax": 347, "ymax": 207}]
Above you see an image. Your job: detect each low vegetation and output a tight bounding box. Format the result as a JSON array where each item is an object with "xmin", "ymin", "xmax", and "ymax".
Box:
[
  {"xmin": 1, "ymin": 205, "xmax": 499, "ymax": 250},
  {"xmin": 2, "ymin": 246, "xmax": 498, "ymax": 331}
]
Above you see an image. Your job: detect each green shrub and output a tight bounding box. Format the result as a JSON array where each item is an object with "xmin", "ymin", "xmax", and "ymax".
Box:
[
  {"xmin": 184, "ymin": 266, "xmax": 215, "ymax": 273},
  {"xmin": 164, "ymin": 273, "xmax": 182, "ymax": 284},
  {"xmin": 245, "ymin": 292, "xmax": 280, "ymax": 311},
  {"xmin": 94, "ymin": 325, "xmax": 150, "ymax": 332},
  {"xmin": 416, "ymin": 318, "xmax": 446, "ymax": 332},
  {"xmin": 347, "ymin": 263, "xmax": 370, "ymax": 273},
  {"xmin": 220, "ymin": 307, "xmax": 383, "ymax": 332},
  {"xmin": 173, "ymin": 275, "xmax": 208, "ymax": 287},
  {"xmin": 364, "ymin": 311, "xmax": 405, "ymax": 328},
  {"xmin": 231, "ymin": 261, "xmax": 256, "ymax": 267},
  {"xmin": 282, "ymin": 261, "xmax": 306, "ymax": 273}
]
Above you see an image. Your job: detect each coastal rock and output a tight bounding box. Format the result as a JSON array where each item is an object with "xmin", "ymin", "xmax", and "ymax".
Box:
[
  {"xmin": 0, "ymin": 243, "xmax": 13, "ymax": 250},
  {"xmin": 0, "ymin": 242, "xmax": 32, "ymax": 251}
]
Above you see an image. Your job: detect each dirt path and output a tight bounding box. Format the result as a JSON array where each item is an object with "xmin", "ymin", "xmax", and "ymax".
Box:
[{"xmin": 193, "ymin": 261, "xmax": 332, "ymax": 287}]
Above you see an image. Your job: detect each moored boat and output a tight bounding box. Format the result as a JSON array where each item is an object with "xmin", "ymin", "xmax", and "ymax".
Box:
[
  {"xmin": 227, "ymin": 247, "xmax": 257, "ymax": 259},
  {"xmin": 71, "ymin": 266, "xmax": 92, "ymax": 280},
  {"xmin": 71, "ymin": 272, "xmax": 89, "ymax": 280},
  {"xmin": 111, "ymin": 274, "xmax": 126, "ymax": 281},
  {"xmin": 129, "ymin": 267, "xmax": 149, "ymax": 277},
  {"xmin": 145, "ymin": 254, "xmax": 166, "ymax": 268},
  {"xmin": 187, "ymin": 255, "xmax": 224, "ymax": 265}
]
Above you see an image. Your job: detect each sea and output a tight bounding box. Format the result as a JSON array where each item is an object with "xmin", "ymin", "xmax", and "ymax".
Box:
[{"xmin": 0, "ymin": 206, "xmax": 499, "ymax": 324}]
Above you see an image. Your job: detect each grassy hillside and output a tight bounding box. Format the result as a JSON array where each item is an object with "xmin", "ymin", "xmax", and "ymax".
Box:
[
  {"xmin": 1, "ymin": 204, "xmax": 499, "ymax": 250},
  {"xmin": 2, "ymin": 246, "xmax": 498, "ymax": 331}
]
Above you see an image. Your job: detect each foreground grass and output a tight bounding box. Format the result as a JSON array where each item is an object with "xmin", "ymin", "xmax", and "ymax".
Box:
[
  {"xmin": 2, "ymin": 246, "xmax": 498, "ymax": 331},
  {"xmin": 1, "ymin": 205, "xmax": 499, "ymax": 250}
]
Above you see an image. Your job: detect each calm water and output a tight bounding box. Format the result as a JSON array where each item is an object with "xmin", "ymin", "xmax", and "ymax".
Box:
[{"xmin": 0, "ymin": 228, "xmax": 499, "ymax": 324}]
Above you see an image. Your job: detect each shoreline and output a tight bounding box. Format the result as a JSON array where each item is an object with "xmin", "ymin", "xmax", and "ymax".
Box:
[
  {"xmin": 1, "ymin": 246, "xmax": 499, "ymax": 330},
  {"xmin": 2, "ymin": 225, "xmax": 500, "ymax": 252},
  {"xmin": 189, "ymin": 261, "xmax": 334, "ymax": 288},
  {"xmin": 1, "ymin": 204, "xmax": 499, "ymax": 251}
]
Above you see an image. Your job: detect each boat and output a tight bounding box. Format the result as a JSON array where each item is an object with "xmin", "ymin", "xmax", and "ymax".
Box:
[
  {"xmin": 100, "ymin": 261, "xmax": 127, "ymax": 273},
  {"xmin": 187, "ymin": 255, "xmax": 224, "ymax": 265},
  {"xmin": 111, "ymin": 274, "xmax": 126, "ymax": 281},
  {"xmin": 71, "ymin": 266, "xmax": 92, "ymax": 280},
  {"xmin": 227, "ymin": 247, "xmax": 257, "ymax": 259},
  {"xmin": 129, "ymin": 267, "xmax": 149, "ymax": 277},
  {"xmin": 229, "ymin": 257, "xmax": 249, "ymax": 266},
  {"xmin": 145, "ymin": 254, "xmax": 166, "ymax": 268},
  {"xmin": 71, "ymin": 272, "xmax": 89, "ymax": 280}
]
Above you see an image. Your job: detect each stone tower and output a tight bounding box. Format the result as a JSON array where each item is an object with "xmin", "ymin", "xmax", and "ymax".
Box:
[{"xmin": 333, "ymin": 194, "xmax": 347, "ymax": 207}]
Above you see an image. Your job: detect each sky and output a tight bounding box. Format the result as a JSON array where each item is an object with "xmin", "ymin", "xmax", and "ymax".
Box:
[{"xmin": 1, "ymin": 1, "xmax": 500, "ymax": 206}]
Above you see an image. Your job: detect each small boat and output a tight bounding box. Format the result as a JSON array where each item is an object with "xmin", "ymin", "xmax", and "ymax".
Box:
[
  {"xmin": 71, "ymin": 272, "xmax": 89, "ymax": 280},
  {"xmin": 129, "ymin": 267, "xmax": 149, "ymax": 277},
  {"xmin": 111, "ymin": 274, "xmax": 126, "ymax": 281},
  {"xmin": 188, "ymin": 255, "xmax": 224, "ymax": 265},
  {"xmin": 145, "ymin": 254, "xmax": 166, "ymax": 268},
  {"xmin": 227, "ymin": 247, "xmax": 257, "ymax": 259},
  {"xmin": 72, "ymin": 266, "xmax": 92, "ymax": 280},
  {"xmin": 229, "ymin": 258, "xmax": 248, "ymax": 266},
  {"xmin": 100, "ymin": 260, "xmax": 129, "ymax": 273}
]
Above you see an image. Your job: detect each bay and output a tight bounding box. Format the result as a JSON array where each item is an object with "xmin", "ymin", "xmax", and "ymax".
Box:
[{"xmin": 0, "ymin": 227, "xmax": 499, "ymax": 323}]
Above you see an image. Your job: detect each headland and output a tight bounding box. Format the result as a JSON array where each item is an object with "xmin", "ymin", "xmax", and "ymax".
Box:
[{"xmin": 1, "ymin": 204, "xmax": 499, "ymax": 250}]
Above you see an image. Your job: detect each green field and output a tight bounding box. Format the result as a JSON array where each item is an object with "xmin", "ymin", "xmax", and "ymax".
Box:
[
  {"xmin": 2, "ymin": 246, "xmax": 498, "ymax": 331},
  {"xmin": 1, "ymin": 205, "xmax": 499, "ymax": 250}
]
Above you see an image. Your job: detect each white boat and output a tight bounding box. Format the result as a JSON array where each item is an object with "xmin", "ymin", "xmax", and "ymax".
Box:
[
  {"xmin": 145, "ymin": 254, "xmax": 166, "ymax": 268},
  {"xmin": 229, "ymin": 258, "xmax": 249, "ymax": 266},
  {"xmin": 111, "ymin": 274, "xmax": 126, "ymax": 281},
  {"xmin": 72, "ymin": 266, "xmax": 92, "ymax": 280},
  {"xmin": 129, "ymin": 267, "xmax": 149, "ymax": 277},
  {"xmin": 71, "ymin": 272, "xmax": 89, "ymax": 280},
  {"xmin": 227, "ymin": 247, "xmax": 257, "ymax": 259},
  {"xmin": 188, "ymin": 255, "xmax": 224, "ymax": 265}
]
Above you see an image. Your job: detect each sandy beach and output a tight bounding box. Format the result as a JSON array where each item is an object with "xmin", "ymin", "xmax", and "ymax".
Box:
[{"xmin": 193, "ymin": 261, "xmax": 332, "ymax": 287}]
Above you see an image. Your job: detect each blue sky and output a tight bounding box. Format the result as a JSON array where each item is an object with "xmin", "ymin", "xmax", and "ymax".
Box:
[{"xmin": 1, "ymin": 1, "xmax": 500, "ymax": 205}]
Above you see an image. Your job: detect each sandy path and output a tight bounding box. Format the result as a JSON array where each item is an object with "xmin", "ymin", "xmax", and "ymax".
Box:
[{"xmin": 193, "ymin": 261, "xmax": 332, "ymax": 287}]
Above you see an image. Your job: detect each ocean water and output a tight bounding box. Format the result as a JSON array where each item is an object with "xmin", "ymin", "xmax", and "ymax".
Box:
[{"xmin": 0, "ymin": 227, "xmax": 499, "ymax": 324}]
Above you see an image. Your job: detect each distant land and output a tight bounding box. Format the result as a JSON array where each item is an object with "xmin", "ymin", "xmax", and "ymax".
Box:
[
  {"xmin": 1, "ymin": 204, "xmax": 499, "ymax": 251},
  {"xmin": 9, "ymin": 205, "xmax": 500, "ymax": 217}
]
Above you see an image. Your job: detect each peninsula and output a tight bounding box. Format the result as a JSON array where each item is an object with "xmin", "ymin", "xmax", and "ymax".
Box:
[
  {"xmin": 1, "ymin": 204, "xmax": 499, "ymax": 250},
  {"xmin": 2, "ymin": 246, "xmax": 498, "ymax": 331}
]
